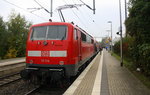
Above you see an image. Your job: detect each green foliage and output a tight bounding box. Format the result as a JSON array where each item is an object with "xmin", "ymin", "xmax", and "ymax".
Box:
[
  {"xmin": 138, "ymin": 44, "xmax": 150, "ymax": 75},
  {"xmin": 7, "ymin": 11, "xmax": 32, "ymax": 57},
  {"xmin": 126, "ymin": 0, "xmax": 150, "ymax": 40},
  {"xmin": 113, "ymin": 37, "xmax": 133, "ymax": 58},
  {"xmin": 0, "ymin": 17, "xmax": 9, "ymax": 59},
  {"xmin": 124, "ymin": 0, "xmax": 150, "ymax": 76},
  {"xmin": 100, "ymin": 37, "xmax": 108, "ymax": 48},
  {"xmin": 113, "ymin": 40, "xmax": 120, "ymax": 55},
  {"xmin": 4, "ymin": 48, "xmax": 18, "ymax": 58},
  {"xmin": 0, "ymin": 11, "xmax": 32, "ymax": 59}
]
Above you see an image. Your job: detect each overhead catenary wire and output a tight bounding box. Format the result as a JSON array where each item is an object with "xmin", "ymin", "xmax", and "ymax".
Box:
[
  {"xmin": 71, "ymin": 0, "xmax": 102, "ymax": 41},
  {"xmin": 69, "ymin": 0, "xmax": 96, "ymax": 35},
  {"xmin": 70, "ymin": 0, "xmax": 99, "ymax": 38},
  {"xmin": 71, "ymin": 1, "xmax": 93, "ymax": 23},
  {"xmin": 71, "ymin": 0, "xmax": 92, "ymax": 22},
  {"xmin": 62, "ymin": 0, "xmax": 88, "ymax": 29},
  {"xmin": 2, "ymin": 0, "xmax": 98, "ymax": 33},
  {"xmin": 76, "ymin": 0, "xmax": 98, "ymax": 25},
  {"xmin": 71, "ymin": 0, "xmax": 100, "ymax": 31},
  {"xmin": 34, "ymin": 0, "xmax": 50, "ymax": 14},
  {"xmin": 27, "ymin": 8, "xmax": 43, "ymax": 13},
  {"xmin": 79, "ymin": 0, "xmax": 93, "ymax": 10},
  {"xmin": 2, "ymin": 0, "xmax": 47, "ymax": 21},
  {"xmin": 70, "ymin": 0, "xmax": 96, "ymax": 24},
  {"xmin": 80, "ymin": 7, "xmax": 100, "ymax": 29}
]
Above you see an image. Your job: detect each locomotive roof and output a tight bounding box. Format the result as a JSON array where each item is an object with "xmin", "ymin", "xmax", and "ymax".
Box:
[
  {"xmin": 31, "ymin": 22, "xmax": 93, "ymax": 39},
  {"xmin": 31, "ymin": 22, "xmax": 73, "ymax": 27}
]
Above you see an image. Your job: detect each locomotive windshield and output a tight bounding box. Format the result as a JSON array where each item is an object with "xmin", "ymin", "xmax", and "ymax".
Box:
[{"xmin": 31, "ymin": 25, "xmax": 67, "ymax": 40}]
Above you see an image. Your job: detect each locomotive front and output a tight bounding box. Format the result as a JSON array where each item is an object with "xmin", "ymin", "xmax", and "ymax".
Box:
[{"xmin": 20, "ymin": 22, "xmax": 76, "ymax": 82}]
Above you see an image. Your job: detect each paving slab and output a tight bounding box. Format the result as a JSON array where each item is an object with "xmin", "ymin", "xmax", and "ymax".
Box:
[
  {"xmin": 64, "ymin": 53, "xmax": 102, "ymax": 95},
  {"xmin": 73, "ymin": 54, "xmax": 101, "ymax": 95},
  {"xmin": 103, "ymin": 50, "xmax": 150, "ymax": 95}
]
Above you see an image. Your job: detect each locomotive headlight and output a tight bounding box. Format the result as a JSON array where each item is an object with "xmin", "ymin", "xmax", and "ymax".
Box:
[
  {"xmin": 29, "ymin": 60, "xmax": 33, "ymax": 64},
  {"xmin": 59, "ymin": 61, "xmax": 64, "ymax": 65}
]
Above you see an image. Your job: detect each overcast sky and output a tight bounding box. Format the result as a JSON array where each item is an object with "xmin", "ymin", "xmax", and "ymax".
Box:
[{"xmin": 0, "ymin": 0, "xmax": 128, "ymax": 41}]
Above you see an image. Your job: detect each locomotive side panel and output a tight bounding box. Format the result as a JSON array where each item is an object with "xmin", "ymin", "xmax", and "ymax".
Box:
[
  {"xmin": 71, "ymin": 28, "xmax": 82, "ymax": 72},
  {"xmin": 80, "ymin": 31, "xmax": 95, "ymax": 61}
]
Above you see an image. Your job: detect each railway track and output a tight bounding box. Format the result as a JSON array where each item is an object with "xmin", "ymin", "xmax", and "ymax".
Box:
[
  {"xmin": 24, "ymin": 86, "xmax": 40, "ymax": 95},
  {"xmin": 0, "ymin": 72, "xmax": 22, "ymax": 87},
  {"xmin": 23, "ymin": 56, "xmax": 95, "ymax": 95},
  {"xmin": 24, "ymin": 84, "xmax": 68, "ymax": 95},
  {"xmin": 0, "ymin": 62, "xmax": 25, "ymax": 77}
]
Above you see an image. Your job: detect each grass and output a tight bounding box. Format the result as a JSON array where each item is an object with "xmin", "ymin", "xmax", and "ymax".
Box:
[{"xmin": 112, "ymin": 52, "xmax": 150, "ymax": 89}]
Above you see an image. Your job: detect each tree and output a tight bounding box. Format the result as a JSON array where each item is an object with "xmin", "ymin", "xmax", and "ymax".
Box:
[
  {"xmin": 0, "ymin": 17, "xmax": 9, "ymax": 59},
  {"xmin": 125, "ymin": 0, "xmax": 150, "ymax": 75},
  {"xmin": 5, "ymin": 11, "xmax": 32, "ymax": 58}
]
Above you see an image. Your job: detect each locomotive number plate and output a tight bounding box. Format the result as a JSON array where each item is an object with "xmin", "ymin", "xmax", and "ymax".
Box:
[{"xmin": 41, "ymin": 51, "xmax": 49, "ymax": 57}]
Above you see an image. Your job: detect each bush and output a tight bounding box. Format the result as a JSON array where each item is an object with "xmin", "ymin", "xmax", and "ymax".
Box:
[
  {"xmin": 138, "ymin": 44, "xmax": 150, "ymax": 75},
  {"xmin": 113, "ymin": 36, "xmax": 133, "ymax": 59}
]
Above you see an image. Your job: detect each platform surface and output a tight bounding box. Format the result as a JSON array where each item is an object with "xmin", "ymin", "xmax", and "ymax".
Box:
[
  {"xmin": 64, "ymin": 50, "xmax": 150, "ymax": 95},
  {"xmin": 0, "ymin": 57, "xmax": 25, "ymax": 66},
  {"xmin": 102, "ymin": 50, "xmax": 150, "ymax": 95}
]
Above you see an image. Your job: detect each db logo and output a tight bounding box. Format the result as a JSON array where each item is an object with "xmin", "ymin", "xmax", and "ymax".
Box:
[{"xmin": 41, "ymin": 51, "xmax": 49, "ymax": 57}]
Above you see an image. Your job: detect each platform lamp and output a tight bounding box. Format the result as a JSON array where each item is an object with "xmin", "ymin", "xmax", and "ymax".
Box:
[
  {"xmin": 118, "ymin": 0, "xmax": 123, "ymax": 67},
  {"xmin": 107, "ymin": 21, "xmax": 112, "ymax": 54}
]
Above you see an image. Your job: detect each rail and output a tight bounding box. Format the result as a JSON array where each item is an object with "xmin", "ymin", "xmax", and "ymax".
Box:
[{"xmin": 0, "ymin": 73, "xmax": 21, "ymax": 87}]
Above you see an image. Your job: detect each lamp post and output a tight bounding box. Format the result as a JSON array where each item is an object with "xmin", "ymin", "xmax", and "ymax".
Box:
[
  {"xmin": 106, "ymin": 30, "xmax": 110, "ymax": 37},
  {"xmin": 106, "ymin": 30, "xmax": 110, "ymax": 51},
  {"xmin": 108, "ymin": 21, "xmax": 112, "ymax": 54},
  {"xmin": 125, "ymin": 0, "xmax": 127, "ymax": 37},
  {"xmin": 119, "ymin": 0, "xmax": 123, "ymax": 67},
  {"xmin": 125, "ymin": 0, "xmax": 127, "ymax": 20}
]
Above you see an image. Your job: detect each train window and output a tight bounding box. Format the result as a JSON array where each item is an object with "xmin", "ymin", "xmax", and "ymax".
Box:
[
  {"xmin": 86, "ymin": 35, "xmax": 91, "ymax": 43},
  {"xmin": 81, "ymin": 32, "xmax": 86, "ymax": 42},
  {"xmin": 91, "ymin": 39, "xmax": 94, "ymax": 44},
  {"xmin": 74, "ymin": 29, "xmax": 78, "ymax": 40},
  {"xmin": 31, "ymin": 26, "xmax": 47, "ymax": 40},
  {"xmin": 31, "ymin": 25, "xmax": 67, "ymax": 40},
  {"xmin": 47, "ymin": 25, "xmax": 67, "ymax": 40}
]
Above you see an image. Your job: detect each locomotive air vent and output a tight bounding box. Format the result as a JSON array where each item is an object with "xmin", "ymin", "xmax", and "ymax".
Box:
[{"xmin": 43, "ymin": 41, "xmax": 48, "ymax": 46}]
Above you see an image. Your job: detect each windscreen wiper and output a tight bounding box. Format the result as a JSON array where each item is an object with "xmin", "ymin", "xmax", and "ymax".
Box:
[{"xmin": 61, "ymin": 32, "xmax": 66, "ymax": 41}]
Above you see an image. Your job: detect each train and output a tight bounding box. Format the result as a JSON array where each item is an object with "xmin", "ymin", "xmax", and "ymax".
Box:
[{"xmin": 20, "ymin": 21, "xmax": 100, "ymax": 83}]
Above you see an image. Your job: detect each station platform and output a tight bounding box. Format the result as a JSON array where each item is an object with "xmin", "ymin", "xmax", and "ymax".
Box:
[
  {"xmin": 0, "ymin": 57, "xmax": 25, "ymax": 66},
  {"xmin": 64, "ymin": 50, "xmax": 150, "ymax": 95}
]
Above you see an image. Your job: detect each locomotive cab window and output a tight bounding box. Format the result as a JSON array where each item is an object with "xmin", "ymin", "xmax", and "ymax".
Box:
[
  {"xmin": 81, "ymin": 32, "xmax": 86, "ymax": 42},
  {"xmin": 86, "ymin": 35, "xmax": 92, "ymax": 43},
  {"xmin": 47, "ymin": 25, "xmax": 67, "ymax": 40},
  {"xmin": 31, "ymin": 26, "xmax": 47, "ymax": 40},
  {"xmin": 31, "ymin": 25, "xmax": 67, "ymax": 40},
  {"xmin": 74, "ymin": 29, "xmax": 78, "ymax": 40}
]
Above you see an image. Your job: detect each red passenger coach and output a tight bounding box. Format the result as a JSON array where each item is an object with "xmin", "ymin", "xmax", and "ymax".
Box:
[{"xmin": 21, "ymin": 22, "xmax": 96, "ymax": 82}]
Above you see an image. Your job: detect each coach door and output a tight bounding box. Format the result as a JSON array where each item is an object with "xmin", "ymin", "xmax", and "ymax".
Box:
[
  {"xmin": 74, "ymin": 28, "xmax": 81, "ymax": 62},
  {"xmin": 76, "ymin": 29, "xmax": 81, "ymax": 61}
]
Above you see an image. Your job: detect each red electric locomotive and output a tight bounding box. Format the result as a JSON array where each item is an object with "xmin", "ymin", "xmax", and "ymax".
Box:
[{"xmin": 20, "ymin": 22, "xmax": 96, "ymax": 82}]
